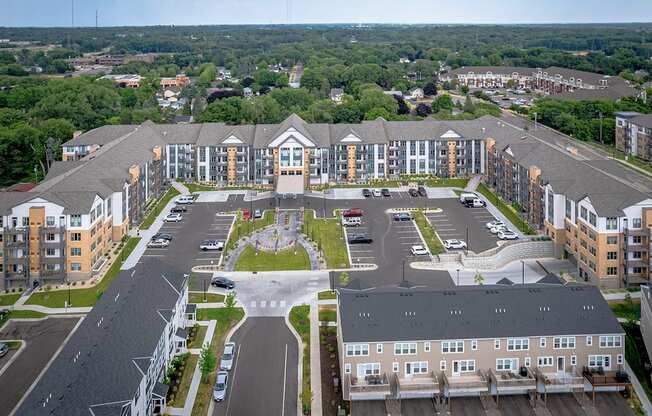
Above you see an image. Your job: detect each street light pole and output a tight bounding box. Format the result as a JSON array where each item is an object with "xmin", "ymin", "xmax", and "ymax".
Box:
[
  {"xmin": 402, "ymin": 260, "xmax": 406, "ymax": 283},
  {"xmin": 466, "ymin": 226, "xmax": 469, "ymax": 253},
  {"xmin": 521, "ymin": 260, "xmax": 525, "ymax": 284},
  {"xmin": 457, "ymin": 268, "xmax": 460, "ymax": 286}
]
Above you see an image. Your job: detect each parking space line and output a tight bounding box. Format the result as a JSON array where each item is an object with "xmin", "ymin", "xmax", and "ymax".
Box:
[{"xmin": 260, "ymin": 300, "xmax": 267, "ymax": 308}]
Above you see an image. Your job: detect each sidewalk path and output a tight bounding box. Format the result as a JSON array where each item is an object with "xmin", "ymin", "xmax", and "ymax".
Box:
[
  {"xmin": 602, "ymin": 291, "xmax": 641, "ymax": 301},
  {"xmin": 172, "ymin": 181, "xmax": 190, "ymax": 195},
  {"xmin": 11, "ymin": 304, "xmax": 92, "ymax": 314},
  {"xmin": 310, "ymin": 299, "xmax": 323, "ymax": 416},
  {"xmin": 465, "ymin": 175, "xmax": 482, "ymax": 192}
]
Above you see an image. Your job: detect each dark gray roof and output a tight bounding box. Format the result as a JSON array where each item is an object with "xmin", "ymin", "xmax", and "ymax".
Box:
[
  {"xmin": 496, "ymin": 278, "xmax": 514, "ymax": 285},
  {"xmin": 630, "ymin": 114, "xmax": 652, "ymax": 129},
  {"xmin": 449, "ymin": 66, "xmax": 535, "ymax": 76},
  {"xmin": 555, "ymin": 86, "xmax": 637, "ymax": 101},
  {"xmin": 536, "ymin": 274, "xmax": 565, "ymax": 285},
  {"xmin": 63, "ymin": 125, "xmax": 136, "ymax": 147},
  {"xmin": 185, "ymin": 303, "xmax": 197, "ymax": 313},
  {"xmin": 17, "ymin": 259, "xmax": 188, "ymax": 416},
  {"xmin": 543, "ymin": 66, "xmax": 628, "ymax": 88},
  {"xmin": 338, "ymin": 284, "xmax": 623, "ymax": 343}
]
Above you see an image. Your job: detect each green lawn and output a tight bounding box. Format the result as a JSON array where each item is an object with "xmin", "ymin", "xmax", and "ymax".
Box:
[
  {"xmin": 233, "ymin": 245, "xmax": 311, "ymax": 271},
  {"xmin": 185, "ymin": 182, "xmax": 218, "ymax": 193},
  {"xmin": 317, "ymin": 290, "xmax": 337, "ymax": 300},
  {"xmin": 303, "ymin": 210, "xmax": 349, "ymax": 269},
  {"xmin": 422, "ymin": 178, "xmax": 469, "ymax": 188},
  {"xmin": 170, "ymin": 354, "xmax": 198, "ymax": 407},
  {"xmin": 318, "ymin": 307, "xmax": 337, "ymax": 322},
  {"xmin": 188, "ymin": 292, "xmax": 225, "ymax": 304},
  {"xmin": 413, "ymin": 210, "xmax": 444, "ymax": 255},
  {"xmin": 290, "ymin": 305, "xmax": 311, "ymax": 414},
  {"xmin": 0, "ymin": 294, "xmax": 20, "ymax": 306},
  {"xmin": 140, "ymin": 187, "xmax": 181, "ymax": 230},
  {"xmin": 188, "ymin": 325, "xmax": 208, "ymax": 349},
  {"xmin": 26, "ymin": 237, "xmax": 141, "ymax": 308},
  {"xmin": 224, "ymin": 210, "xmax": 275, "ymax": 256},
  {"xmin": 0, "ymin": 310, "xmax": 46, "ymax": 327},
  {"xmin": 476, "ymin": 183, "xmax": 536, "ymax": 235},
  {"xmin": 609, "ymin": 299, "xmax": 641, "ymax": 322}
]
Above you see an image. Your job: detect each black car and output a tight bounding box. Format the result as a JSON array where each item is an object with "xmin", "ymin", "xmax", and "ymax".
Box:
[
  {"xmin": 348, "ymin": 234, "xmax": 373, "ymax": 244},
  {"xmin": 0, "ymin": 342, "xmax": 8, "ymax": 357},
  {"xmin": 211, "ymin": 276, "xmax": 235, "ymax": 289},
  {"xmin": 171, "ymin": 206, "xmax": 187, "ymax": 213},
  {"xmin": 408, "ymin": 188, "xmax": 419, "ymax": 197},
  {"xmin": 152, "ymin": 233, "xmax": 173, "ymax": 241},
  {"xmin": 381, "ymin": 188, "xmax": 391, "ymax": 197},
  {"xmin": 362, "ymin": 188, "xmax": 372, "ymax": 198},
  {"xmin": 417, "ymin": 186, "xmax": 427, "ymax": 197},
  {"xmin": 393, "ymin": 212, "xmax": 413, "ymax": 221}
]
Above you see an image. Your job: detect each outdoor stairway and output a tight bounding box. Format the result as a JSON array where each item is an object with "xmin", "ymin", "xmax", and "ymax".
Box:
[
  {"xmin": 573, "ymin": 391, "xmax": 599, "ymax": 416},
  {"xmin": 385, "ymin": 373, "xmax": 402, "ymax": 416},
  {"xmin": 479, "ymin": 392, "xmax": 501, "ymax": 416}
]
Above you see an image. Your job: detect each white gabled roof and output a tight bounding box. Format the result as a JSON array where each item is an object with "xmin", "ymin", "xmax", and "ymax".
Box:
[{"xmin": 441, "ymin": 129, "xmax": 461, "ymax": 139}]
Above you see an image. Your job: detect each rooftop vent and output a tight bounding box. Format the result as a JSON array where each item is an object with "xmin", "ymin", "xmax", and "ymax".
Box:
[
  {"xmin": 450, "ymin": 309, "xmax": 463, "ymax": 315},
  {"xmin": 494, "ymin": 307, "xmax": 507, "ymax": 314},
  {"xmin": 404, "ymin": 311, "xmax": 416, "ymax": 317},
  {"xmin": 539, "ymin": 306, "xmax": 551, "ymax": 312},
  {"xmin": 582, "ymin": 305, "xmax": 595, "ymax": 311}
]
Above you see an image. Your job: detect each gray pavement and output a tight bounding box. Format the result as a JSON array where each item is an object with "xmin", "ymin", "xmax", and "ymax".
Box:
[{"xmin": 0, "ymin": 317, "xmax": 80, "ymax": 416}]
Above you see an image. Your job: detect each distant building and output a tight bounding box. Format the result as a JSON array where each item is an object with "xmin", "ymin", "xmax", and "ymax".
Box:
[
  {"xmin": 160, "ymin": 74, "xmax": 190, "ymax": 89},
  {"xmin": 409, "ymin": 88, "xmax": 425, "ymax": 100},
  {"xmin": 100, "ymin": 74, "xmax": 142, "ymax": 88},
  {"xmin": 383, "ymin": 90, "xmax": 403, "ymax": 97},
  {"xmin": 399, "ymin": 57, "xmax": 411, "ymax": 64},
  {"xmin": 243, "ymin": 87, "xmax": 253, "ymax": 98},
  {"xmin": 173, "ymin": 115, "xmax": 193, "ymax": 124},
  {"xmin": 330, "ymin": 88, "xmax": 344, "ymax": 103},
  {"xmin": 615, "ymin": 112, "xmax": 652, "ymax": 162}
]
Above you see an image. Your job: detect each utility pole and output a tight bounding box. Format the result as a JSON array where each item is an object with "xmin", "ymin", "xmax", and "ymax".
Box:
[
  {"xmin": 521, "ymin": 260, "xmax": 525, "ymax": 284},
  {"xmin": 599, "ymin": 112, "xmax": 603, "ymax": 144},
  {"xmin": 402, "ymin": 260, "xmax": 406, "ymax": 283},
  {"xmin": 534, "ymin": 112, "xmax": 538, "ymax": 131}
]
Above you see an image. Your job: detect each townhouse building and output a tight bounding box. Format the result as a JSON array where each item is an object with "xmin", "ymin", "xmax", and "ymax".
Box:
[
  {"xmin": 17, "ymin": 264, "xmax": 190, "ymax": 416},
  {"xmin": 442, "ymin": 66, "xmax": 535, "ymax": 89},
  {"xmin": 159, "ymin": 74, "xmax": 190, "ymax": 89},
  {"xmin": 615, "ymin": 112, "xmax": 652, "ymax": 162},
  {"xmin": 338, "ymin": 285, "xmax": 627, "ymax": 404}
]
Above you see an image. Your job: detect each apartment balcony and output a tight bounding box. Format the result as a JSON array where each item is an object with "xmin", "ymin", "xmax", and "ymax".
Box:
[
  {"xmin": 397, "ymin": 371, "xmax": 440, "ymax": 398},
  {"xmin": 582, "ymin": 366, "xmax": 630, "ymax": 388},
  {"xmin": 441, "ymin": 370, "xmax": 490, "ymax": 396},
  {"xmin": 344, "ymin": 373, "xmax": 391, "ymax": 401},
  {"xmin": 489, "ymin": 368, "xmax": 537, "ymax": 394},
  {"xmin": 535, "ymin": 368, "xmax": 585, "ymax": 393},
  {"xmin": 625, "ymin": 229, "xmax": 649, "ymax": 237}
]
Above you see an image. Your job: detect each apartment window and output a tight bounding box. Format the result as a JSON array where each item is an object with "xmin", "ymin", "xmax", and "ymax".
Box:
[
  {"xmin": 606, "ymin": 217, "xmax": 618, "ymax": 230},
  {"xmin": 553, "ymin": 337, "xmax": 575, "ymax": 349},
  {"xmin": 607, "ymin": 252, "xmax": 617, "ymax": 260},
  {"xmin": 395, "ymin": 342, "xmax": 417, "ymax": 355},
  {"xmin": 406, "ymin": 361, "xmax": 428, "ymax": 374},
  {"xmin": 634, "ymin": 267, "xmax": 643, "ymax": 274},
  {"xmin": 588, "ymin": 212, "xmax": 597, "ymax": 227},
  {"xmin": 70, "ymin": 215, "xmax": 82, "ymax": 227},
  {"xmin": 71, "ymin": 263, "xmax": 82, "ymax": 271},
  {"xmin": 606, "ymin": 267, "xmax": 618, "ymax": 276},
  {"xmin": 524, "ymin": 357, "xmax": 531, "ymax": 367},
  {"xmin": 70, "ymin": 233, "xmax": 81, "ymax": 241},
  {"xmin": 540, "ymin": 338, "xmax": 546, "ymax": 348},
  {"xmin": 357, "ymin": 363, "xmax": 380, "ymax": 376},
  {"xmin": 496, "ymin": 358, "xmax": 518, "ymax": 372},
  {"xmin": 494, "ymin": 339, "xmax": 500, "ymax": 350},
  {"xmin": 346, "ymin": 344, "xmax": 369, "ymax": 357},
  {"xmin": 46, "ymin": 233, "xmax": 55, "ymax": 241},
  {"xmin": 507, "ymin": 338, "xmax": 529, "ymax": 351},
  {"xmin": 424, "ymin": 342, "xmax": 431, "ymax": 353},
  {"xmin": 571, "ymin": 355, "xmax": 577, "ymax": 366},
  {"xmin": 457, "ymin": 360, "xmax": 476, "ymax": 373},
  {"xmin": 46, "ymin": 248, "xmax": 56, "ymax": 256},
  {"xmin": 617, "ymin": 354, "xmax": 623, "ymax": 365},
  {"xmin": 392, "ymin": 362, "xmax": 399, "ymax": 373},
  {"xmin": 586, "ymin": 336, "xmax": 593, "ymax": 346},
  {"xmin": 471, "ymin": 340, "xmax": 478, "ymax": 351},
  {"xmin": 70, "ymin": 247, "xmax": 82, "ymax": 256},
  {"xmin": 22, "ymin": 217, "xmax": 29, "ymax": 227},
  {"xmin": 440, "ymin": 360, "xmax": 446, "ymax": 371},
  {"xmin": 376, "ymin": 344, "xmax": 383, "ymax": 354},
  {"xmin": 633, "ymin": 251, "xmax": 642, "ymax": 259},
  {"xmin": 588, "ymin": 355, "xmax": 611, "ymax": 368},
  {"xmin": 538, "ymin": 356, "xmax": 553, "ymax": 367},
  {"xmin": 441, "ymin": 340, "xmax": 464, "ymax": 353},
  {"xmin": 46, "ymin": 216, "xmax": 55, "ymax": 226},
  {"xmin": 565, "ymin": 200, "xmax": 572, "ymax": 219},
  {"xmin": 632, "ymin": 218, "xmax": 642, "ymax": 228},
  {"xmin": 344, "ymin": 363, "xmax": 351, "ymax": 374},
  {"xmin": 633, "ymin": 236, "xmax": 642, "ymax": 245},
  {"xmin": 599, "ymin": 335, "xmax": 622, "ymax": 348},
  {"xmin": 607, "ymin": 236, "xmax": 617, "ymax": 244}
]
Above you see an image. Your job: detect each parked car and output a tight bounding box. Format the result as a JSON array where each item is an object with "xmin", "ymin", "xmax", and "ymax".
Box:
[
  {"xmin": 200, "ymin": 240, "xmax": 224, "ymax": 251},
  {"xmin": 417, "ymin": 186, "xmax": 427, "ymax": 197},
  {"xmin": 408, "ymin": 188, "xmax": 419, "ymax": 197},
  {"xmin": 443, "ymin": 239, "xmax": 467, "ymax": 250},
  {"xmin": 381, "ymin": 188, "xmax": 391, "ymax": 197},
  {"xmin": 498, "ymin": 230, "xmax": 519, "ymax": 240},
  {"xmin": 171, "ymin": 205, "xmax": 187, "ymax": 213},
  {"xmin": 147, "ymin": 238, "xmax": 170, "ymax": 248},
  {"xmin": 348, "ymin": 234, "xmax": 373, "ymax": 244},
  {"xmin": 282, "ymin": 193, "xmax": 297, "ymax": 199},
  {"xmin": 254, "ymin": 209, "xmax": 262, "ymax": 219},
  {"xmin": 220, "ymin": 342, "xmax": 236, "ymax": 371},
  {"xmin": 342, "ymin": 217, "xmax": 361, "ymax": 227},
  {"xmin": 372, "ymin": 189, "xmax": 382, "ymax": 197},
  {"xmin": 490, "ymin": 225, "xmax": 509, "ymax": 234},
  {"xmin": 164, "ymin": 213, "xmax": 183, "ymax": 222},
  {"xmin": 242, "ymin": 209, "xmax": 251, "ymax": 221},
  {"xmin": 362, "ymin": 188, "xmax": 372, "ymax": 198},
  {"xmin": 464, "ymin": 198, "xmax": 486, "ymax": 208},
  {"xmin": 393, "ymin": 212, "xmax": 413, "ymax": 221},
  {"xmin": 175, "ymin": 195, "xmax": 194, "ymax": 205},
  {"xmin": 0, "ymin": 342, "xmax": 8, "ymax": 358},
  {"xmin": 213, "ymin": 371, "xmax": 229, "ymax": 402},
  {"xmin": 459, "ymin": 192, "xmax": 478, "ymax": 204},
  {"xmin": 486, "ymin": 220, "xmax": 505, "ymax": 229},
  {"xmin": 152, "ymin": 233, "xmax": 173, "ymax": 241},
  {"xmin": 342, "ymin": 208, "xmax": 363, "ymax": 217},
  {"xmin": 211, "ymin": 276, "xmax": 235, "ymax": 289},
  {"xmin": 410, "ymin": 245, "xmax": 430, "ymax": 256}
]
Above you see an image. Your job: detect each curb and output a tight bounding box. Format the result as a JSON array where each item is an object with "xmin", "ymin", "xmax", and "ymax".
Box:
[
  {"xmin": 285, "ymin": 302, "xmax": 306, "ymax": 416},
  {"xmin": 0, "ymin": 340, "xmax": 25, "ymax": 378}
]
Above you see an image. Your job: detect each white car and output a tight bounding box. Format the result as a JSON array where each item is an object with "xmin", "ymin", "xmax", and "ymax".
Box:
[
  {"xmin": 443, "ymin": 239, "xmax": 467, "ymax": 250},
  {"xmin": 147, "ymin": 238, "xmax": 170, "ymax": 248},
  {"xmin": 498, "ymin": 230, "xmax": 519, "ymax": 240},
  {"xmin": 372, "ymin": 189, "xmax": 382, "ymax": 197},
  {"xmin": 410, "ymin": 245, "xmax": 430, "ymax": 256},
  {"xmin": 490, "ymin": 225, "xmax": 509, "ymax": 234},
  {"xmin": 486, "ymin": 220, "xmax": 505, "ymax": 229},
  {"xmin": 200, "ymin": 240, "xmax": 224, "ymax": 251},
  {"xmin": 164, "ymin": 213, "xmax": 183, "ymax": 222},
  {"xmin": 175, "ymin": 195, "xmax": 194, "ymax": 205}
]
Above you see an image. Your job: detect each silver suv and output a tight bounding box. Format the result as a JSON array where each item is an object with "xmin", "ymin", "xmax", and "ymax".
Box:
[{"xmin": 220, "ymin": 342, "xmax": 236, "ymax": 371}]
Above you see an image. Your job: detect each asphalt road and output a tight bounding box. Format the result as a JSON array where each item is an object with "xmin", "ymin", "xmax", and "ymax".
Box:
[
  {"xmin": 211, "ymin": 317, "xmax": 298, "ymax": 416},
  {"xmin": 0, "ymin": 317, "xmax": 80, "ymax": 416}
]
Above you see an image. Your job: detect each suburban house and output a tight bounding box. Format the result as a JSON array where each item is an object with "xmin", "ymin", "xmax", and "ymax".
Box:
[
  {"xmin": 16, "ymin": 264, "xmax": 190, "ymax": 416},
  {"xmin": 383, "ymin": 90, "xmax": 403, "ymax": 97},
  {"xmin": 409, "ymin": 88, "xmax": 425, "ymax": 100},
  {"xmin": 160, "ymin": 74, "xmax": 190, "ymax": 89},
  {"xmin": 338, "ymin": 284, "xmax": 628, "ymax": 405},
  {"xmin": 99, "ymin": 74, "xmax": 143, "ymax": 88},
  {"xmin": 615, "ymin": 112, "xmax": 652, "ymax": 162},
  {"xmin": 330, "ymin": 88, "xmax": 344, "ymax": 103}
]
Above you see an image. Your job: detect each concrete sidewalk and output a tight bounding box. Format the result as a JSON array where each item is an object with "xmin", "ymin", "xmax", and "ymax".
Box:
[
  {"xmin": 310, "ymin": 299, "xmax": 323, "ymax": 416},
  {"xmin": 12, "ymin": 304, "xmax": 92, "ymax": 314},
  {"xmin": 172, "ymin": 180, "xmax": 190, "ymax": 195}
]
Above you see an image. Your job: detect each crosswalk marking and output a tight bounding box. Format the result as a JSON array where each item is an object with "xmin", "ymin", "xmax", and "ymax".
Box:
[
  {"xmin": 260, "ymin": 300, "xmax": 267, "ymax": 308},
  {"xmin": 270, "ymin": 300, "xmax": 277, "ymax": 307},
  {"xmin": 280, "ymin": 300, "xmax": 286, "ymax": 308},
  {"xmin": 250, "ymin": 301, "xmax": 257, "ymax": 308}
]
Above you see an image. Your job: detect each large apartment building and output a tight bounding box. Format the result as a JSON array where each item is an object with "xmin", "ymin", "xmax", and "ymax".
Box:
[
  {"xmin": 1, "ymin": 114, "xmax": 651, "ymax": 288},
  {"xmin": 615, "ymin": 112, "xmax": 652, "ymax": 162},
  {"xmin": 338, "ymin": 284, "xmax": 627, "ymax": 404}
]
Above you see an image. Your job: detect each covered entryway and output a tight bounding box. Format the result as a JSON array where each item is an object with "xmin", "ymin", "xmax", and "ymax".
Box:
[{"xmin": 276, "ymin": 173, "xmax": 304, "ymax": 195}]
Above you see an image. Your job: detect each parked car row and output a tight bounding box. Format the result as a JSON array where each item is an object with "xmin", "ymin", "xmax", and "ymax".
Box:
[
  {"xmin": 199, "ymin": 240, "xmax": 224, "ymax": 251},
  {"xmin": 362, "ymin": 188, "xmax": 391, "ymax": 198},
  {"xmin": 147, "ymin": 232, "xmax": 173, "ymax": 248},
  {"xmin": 486, "ymin": 220, "xmax": 519, "ymax": 240},
  {"xmin": 214, "ymin": 341, "xmax": 237, "ymax": 402}
]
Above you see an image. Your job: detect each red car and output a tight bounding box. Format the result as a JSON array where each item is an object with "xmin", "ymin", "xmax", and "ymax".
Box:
[
  {"xmin": 242, "ymin": 209, "xmax": 251, "ymax": 221},
  {"xmin": 342, "ymin": 208, "xmax": 363, "ymax": 217}
]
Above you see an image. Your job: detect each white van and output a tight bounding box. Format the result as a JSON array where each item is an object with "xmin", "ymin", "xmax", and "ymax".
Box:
[
  {"xmin": 342, "ymin": 217, "xmax": 361, "ymax": 227},
  {"xmin": 459, "ymin": 192, "xmax": 477, "ymax": 204}
]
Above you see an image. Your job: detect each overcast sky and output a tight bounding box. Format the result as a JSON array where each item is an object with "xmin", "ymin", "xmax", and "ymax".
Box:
[{"xmin": 2, "ymin": 0, "xmax": 652, "ymax": 27}]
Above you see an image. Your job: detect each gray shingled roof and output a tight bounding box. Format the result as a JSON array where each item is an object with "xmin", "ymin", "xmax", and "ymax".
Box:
[
  {"xmin": 62, "ymin": 125, "xmax": 136, "ymax": 147},
  {"xmin": 338, "ymin": 284, "xmax": 623, "ymax": 343},
  {"xmin": 630, "ymin": 114, "xmax": 652, "ymax": 129},
  {"xmin": 17, "ymin": 259, "xmax": 187, "ymax": 416},
  {"xmin": 555, "ymin": 86, "xmax": 637, "ymax": 101},
  {"xmin": 449, "ymin": 66, "xmax": 535, "ymax": 76}
]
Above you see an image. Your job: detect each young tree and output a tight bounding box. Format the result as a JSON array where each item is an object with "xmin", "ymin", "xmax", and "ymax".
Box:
[
  {"xmin": 473, "ymin": 271, "xmax": 485, "ymax": 285},
  {"xmin": 339, "ymin": 271, "xmax": 350, "ymax": 287},
  {"xmin": 198, "ymin": 344, "xmax": 216, "ymax": 383},
  {"xmin": 423, "ymin": 82, "xmax": 437, "ymax": 96},
  {"xmin": 463, "ymin": 95, "xmax": 476, "ymax": 113},
  {"xmin": 460, "ymin": 85, "xmax": 470, "ymax": 95},
  {"xmin": 225, "ymin": 291, "xmax": 237, "ymax": 309},
  {"xmin": 416, "ymin": 103, "xmax": 432, "ymax": 117}
]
